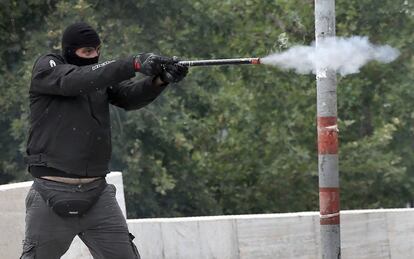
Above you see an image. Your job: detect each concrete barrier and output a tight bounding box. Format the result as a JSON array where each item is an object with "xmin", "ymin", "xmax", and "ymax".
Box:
[
  {"xmin": 128, "ymin": 213, "xmax": 321, "ymax": 259},
  {"xmin": 130, "ymin": 209, "xmax": 414, "ymax": 259},
  {"xmin": 2, "ymin": 174, "xmax": 414, "ymax": 259}
]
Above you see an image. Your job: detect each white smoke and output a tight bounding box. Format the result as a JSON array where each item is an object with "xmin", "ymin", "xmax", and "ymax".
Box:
[{"xmin": 261, "ymin": 36, "xmax": 400, "ymax": 76}]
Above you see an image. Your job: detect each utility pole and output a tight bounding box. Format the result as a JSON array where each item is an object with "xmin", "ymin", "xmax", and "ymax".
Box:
[{"xmin": 315, "ymin": 0, "xmax": 341, "ymax": 258}]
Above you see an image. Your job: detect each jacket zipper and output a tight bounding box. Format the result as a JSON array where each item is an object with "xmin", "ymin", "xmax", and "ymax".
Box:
[
  {"xmin": 87, "ymin": 95, "xmax": 101, "ymax": 126},
  {"xmin": 86, "ymin": 95, "xmax": 100, "ymax": 177}
]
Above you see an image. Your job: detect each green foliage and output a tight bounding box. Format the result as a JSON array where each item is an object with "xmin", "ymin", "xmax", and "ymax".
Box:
[{"xmin": 0, "ymin": 0, "xmax": 413, "ymax": 217}]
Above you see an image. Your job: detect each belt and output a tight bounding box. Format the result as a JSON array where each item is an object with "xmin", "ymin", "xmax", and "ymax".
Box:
[{"xmin": 40, "ymin": 176, "xmax": 103, "ymax": 185}]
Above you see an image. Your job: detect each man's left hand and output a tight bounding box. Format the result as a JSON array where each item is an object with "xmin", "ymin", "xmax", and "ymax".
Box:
[{"xmin": 160, "ymin": 63, "xmax": 189, "ymax": 83}]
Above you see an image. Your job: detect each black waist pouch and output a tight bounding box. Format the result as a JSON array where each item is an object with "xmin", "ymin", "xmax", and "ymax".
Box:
[{"xmin": 33, "ymin": 178, "xmax": 107, "ymax": 217}]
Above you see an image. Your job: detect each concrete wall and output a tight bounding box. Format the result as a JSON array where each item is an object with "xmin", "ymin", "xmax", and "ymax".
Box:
[
  {"xmin": 0, "ymin": 172, "xmax": 126, "ymax": 259},
  {"xmin": 130, "ymin": 209, "xmax": 414, "ymax": 259},
  {"xmin": 2, "ymin": 175, "xmax": 414, "ymax": 258}
]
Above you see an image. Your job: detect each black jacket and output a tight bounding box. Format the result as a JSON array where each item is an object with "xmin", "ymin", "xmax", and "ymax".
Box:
[{"xmin": 26, "ymin": 53, "xmax": 166, "ymax": 177}]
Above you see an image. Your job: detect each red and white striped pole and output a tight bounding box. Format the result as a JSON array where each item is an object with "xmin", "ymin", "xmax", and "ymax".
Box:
[{"xmin": 315, "ymin": 0, "xmax": 341, "ymax": 258}]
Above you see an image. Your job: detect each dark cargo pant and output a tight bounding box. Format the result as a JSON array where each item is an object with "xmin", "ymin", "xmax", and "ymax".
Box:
[{"xmin": 20, "ymin": 178, "xmax": 140, "ymax": 259}]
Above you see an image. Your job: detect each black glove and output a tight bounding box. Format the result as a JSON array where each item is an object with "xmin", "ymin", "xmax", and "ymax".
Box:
[
  {"xmin": 160, "ymin": 63, "xmax": 189, "ymax": 83},
  {"xmin": 133, "ymin": 53, "xmax": 174, "ymax": 76}
]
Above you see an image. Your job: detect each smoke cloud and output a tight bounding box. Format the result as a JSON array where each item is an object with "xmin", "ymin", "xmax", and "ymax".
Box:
[{"xmin": 261, "ymin": 36, "xmax": 400, "ymax": 76}]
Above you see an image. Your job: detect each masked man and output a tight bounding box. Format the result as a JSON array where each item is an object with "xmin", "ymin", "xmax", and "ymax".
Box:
[{"xmin": 20, "ymin": 22, "xmax": 188, "ymax": 259}]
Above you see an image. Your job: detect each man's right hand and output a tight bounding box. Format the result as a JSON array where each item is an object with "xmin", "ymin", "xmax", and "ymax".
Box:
[{"xmin": 133, "ymin": 53, "xmax": 174, "ymax": 76}]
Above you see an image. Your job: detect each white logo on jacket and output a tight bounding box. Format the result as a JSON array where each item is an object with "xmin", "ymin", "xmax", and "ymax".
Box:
[
  {"xmin": 49, "ymin": 60, "xmax": 56, "ymax": 67},
  {"xmin": 92, "ymin": 60, "xmax": 116, "ymax": 71}
]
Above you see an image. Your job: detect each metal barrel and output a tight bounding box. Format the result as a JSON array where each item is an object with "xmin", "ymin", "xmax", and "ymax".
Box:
[{"xmin": 178, "ymin": 58, "xmax": 260, "ymax": 67}]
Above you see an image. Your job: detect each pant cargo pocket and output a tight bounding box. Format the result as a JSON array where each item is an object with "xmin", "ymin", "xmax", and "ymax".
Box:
[
  {"xmin": 129, "ymin": 233, "xmax": 141, "ymax": 259},
  {"xmin": 20, "ymin": 239, "xmax": 36, "ymax": 259}
]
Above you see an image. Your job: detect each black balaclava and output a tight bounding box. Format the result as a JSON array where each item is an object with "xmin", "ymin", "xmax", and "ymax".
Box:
[{"xmin": 62, "ymin": 22, "xmax": 101, "ymax": 66}]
